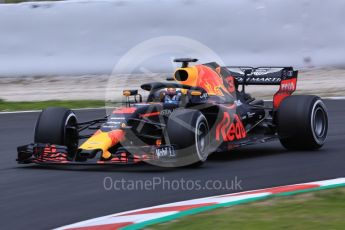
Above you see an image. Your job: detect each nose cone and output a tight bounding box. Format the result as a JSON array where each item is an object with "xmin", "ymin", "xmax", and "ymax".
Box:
[{"xmin": 79, "ymin": 129, "xmax": 125, "ymax": 159}]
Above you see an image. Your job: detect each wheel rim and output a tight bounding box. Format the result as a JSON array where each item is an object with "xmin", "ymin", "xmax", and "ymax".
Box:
[
  {"xmin": 311, "ymin": 101, "xmax": 327, "ymax": 144},
  {"xmin": 313, "ymin": 107, "xmax": 326, "ymax": 138},
  {"xmin": 197, "ymin": 122, "xmax": 206, "ymax": 152},
  {"xmin": 64, "ymin": 113, "xmax": 79, "ymax": 156},
  {"xmin": 196, "ymin": 118, "xmax": 209, "ymax": 161}
]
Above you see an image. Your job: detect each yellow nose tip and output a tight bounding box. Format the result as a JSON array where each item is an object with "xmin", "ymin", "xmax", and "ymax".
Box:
[{"xmin": 102, "ymin": 150, "xmax": 112, "ymax": 160}]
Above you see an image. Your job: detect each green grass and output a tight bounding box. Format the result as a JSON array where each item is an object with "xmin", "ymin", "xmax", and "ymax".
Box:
[
  {"xmin": 150, "ymin": 188, "xmax": 345, "ymax": 230},
  {"xmin": 0, "ymin": 99, "xmax": 105, "ymax": 111}
]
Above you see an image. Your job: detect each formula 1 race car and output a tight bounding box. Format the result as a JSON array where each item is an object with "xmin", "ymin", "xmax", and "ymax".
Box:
[{"xmin": 17, "ymin": 58, "xmax": 328, "ymax": 167}]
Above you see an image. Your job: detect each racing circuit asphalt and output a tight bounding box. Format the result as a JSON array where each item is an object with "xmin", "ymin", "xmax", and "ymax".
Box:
[{"xmin": 1, "ymin": 100, "xmax": 345, "ymax": 229}]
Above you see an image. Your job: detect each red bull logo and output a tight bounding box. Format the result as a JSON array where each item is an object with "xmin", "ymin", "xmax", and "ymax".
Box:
[{"xmin": 216, "ymin": 112, "xmax": 247, "ymax": 142}]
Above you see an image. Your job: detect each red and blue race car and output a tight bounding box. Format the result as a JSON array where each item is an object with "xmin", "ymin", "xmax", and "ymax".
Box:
[{"xmin": 17, "ymin": 58, "xmax": 328, "ymax": 167}]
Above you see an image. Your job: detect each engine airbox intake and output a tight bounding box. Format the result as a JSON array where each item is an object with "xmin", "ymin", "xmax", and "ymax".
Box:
[
  {"xmin": 173, "ymin": 67, "xmax": 198, "ymax": 86},
  {"xmin": 174, "ymin": 69, "xmax": 189, "ymax": 81}
]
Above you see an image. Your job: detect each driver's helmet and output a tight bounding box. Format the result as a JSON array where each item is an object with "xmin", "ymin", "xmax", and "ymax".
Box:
[
  {"xmin": 163, "ymin": 88, "xmax": 181, "ymax": 104},
  {"xmin": 166, "ymin": 87, "xmax": 177, "ymax": 96}
]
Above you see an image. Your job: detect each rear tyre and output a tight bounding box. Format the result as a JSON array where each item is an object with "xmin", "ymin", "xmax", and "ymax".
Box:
[
  {"xmin": 34, "ymin": 107, "xmax": 79, "ymax": 159},
  {"xmin": 166, "ymin": 109, "xmax": 210, "ymax": 167},
  {"xmin": 277, "ymin": 95, "xmax": 328, "ymax": 150}
]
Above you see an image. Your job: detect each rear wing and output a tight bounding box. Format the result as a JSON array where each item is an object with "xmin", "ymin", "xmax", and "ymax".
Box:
[
  {"xmin": 225, "ymin": 66, "xmax": 298, "ymax": 109},
  {"xmin": 225, "ymin": 66, "xmax": 298, "ymax": 85}
]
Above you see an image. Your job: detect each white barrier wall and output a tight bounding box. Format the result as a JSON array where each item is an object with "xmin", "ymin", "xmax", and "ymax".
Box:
[{"xmin": 1, "ymin": 0, "xmax": 345, "ymax": 76}]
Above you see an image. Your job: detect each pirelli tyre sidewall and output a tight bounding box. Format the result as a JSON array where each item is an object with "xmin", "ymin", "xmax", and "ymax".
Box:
[
  {"xmin": 166, "ymin": 109, "xmax": 211, "ymax": 167},
  {"xmin": 34, "ymin": 107, "xmax": 78, "ymax": 158},
  {"xmin": 277, "ymin": 95, "xmax": 328, "ymax": 150}
]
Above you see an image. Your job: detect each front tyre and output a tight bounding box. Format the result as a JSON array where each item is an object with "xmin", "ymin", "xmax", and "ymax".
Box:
[
  {"xmin": 34, "ymin": 107, "xmax": 79, "ymax": 159},
  {"xmin": 277, "ymin": 95, "xmax": 328, "ymax": 150},
  {"xmin": 166, "ymin": 109, "xmax": 210, "ymax": 167}
]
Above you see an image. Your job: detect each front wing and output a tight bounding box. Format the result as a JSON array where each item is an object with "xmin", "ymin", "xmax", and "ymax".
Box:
[{"xmin": 17, "ymin": 143, "xmax": 177, "ymax": 166}]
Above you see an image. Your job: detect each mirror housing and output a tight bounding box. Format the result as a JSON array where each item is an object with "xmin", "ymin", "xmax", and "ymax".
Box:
[
  {"xmin": 190, "ymin": 90, "xmax": 202, "ymax": 96},
  {"xmin": 123, "ymin": 90, "xmax": 142, "ymax": 103},
  {"xmin": 123, "ymin": 90, "xmax": 138, "ymax": 96}
]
